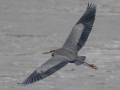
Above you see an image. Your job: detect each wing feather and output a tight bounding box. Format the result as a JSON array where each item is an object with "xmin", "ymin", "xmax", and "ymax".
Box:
[
  {"xmin": 20, "ymin": 55, "xmax": 69, "ymax": 86},
  {"xmin": 63, "ymin": 3, "xmax": 96, "ymax": 52}
]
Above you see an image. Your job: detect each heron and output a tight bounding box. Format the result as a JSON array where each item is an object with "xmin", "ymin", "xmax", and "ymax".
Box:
[{"xmin": 19, "ymin": 3, "xmax": 97, "ymax": 86}]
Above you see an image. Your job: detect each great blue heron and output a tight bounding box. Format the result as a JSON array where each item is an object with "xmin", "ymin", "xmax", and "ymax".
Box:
[{"xmin": 19, "ymin": 3, "xmax": 97, "ymax": 86}]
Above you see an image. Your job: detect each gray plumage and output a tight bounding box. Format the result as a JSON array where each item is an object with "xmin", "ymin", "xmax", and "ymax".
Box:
[
  {"xmin": 21, "ymin": 55, "xmax": 69, "ymax": 86},
  {"xmin": 20, "ymin": 3, "xmax": 97, "ymax": 86},
  {"xmin": 63, "ymin": 3, "xmax": 96, "ymax": 52},
  {"xmin": 74, "ymin": 56, "xmax": 86, "ymax": 66}
]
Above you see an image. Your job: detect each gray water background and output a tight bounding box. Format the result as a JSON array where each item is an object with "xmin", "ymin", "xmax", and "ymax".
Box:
[{"xmin": 0, "ymin": 0, "xmax": 120, "ymax": 90}]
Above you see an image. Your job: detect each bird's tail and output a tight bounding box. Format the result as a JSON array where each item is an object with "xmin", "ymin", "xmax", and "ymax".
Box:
[{"xmin": 74, "ymin": 56, "xmax": 86, "ymax": 66}]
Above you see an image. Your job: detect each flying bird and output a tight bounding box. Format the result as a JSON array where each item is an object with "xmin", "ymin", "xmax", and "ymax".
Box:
[{"xmin": 19, "ymin": 3, "xmax": 97, "ymax": 86}]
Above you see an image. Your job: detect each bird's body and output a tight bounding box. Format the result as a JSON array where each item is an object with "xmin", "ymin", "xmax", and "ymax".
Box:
[
  {"xmin": 19, "ymin": 3, "xmax": 97, "ymax": 86},
  {"xmin": 53, "ymin": 48, "xmax": 77, "ymax": 61}
]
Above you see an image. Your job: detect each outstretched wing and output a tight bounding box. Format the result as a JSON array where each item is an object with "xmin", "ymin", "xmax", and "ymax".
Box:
[
  {"xmin": 20, "ymin": 55, "xmax": 69, "ymax": 86},
  {"xmin": 62, "ymin": 3, "xmax": 96, "ymax": 52}
]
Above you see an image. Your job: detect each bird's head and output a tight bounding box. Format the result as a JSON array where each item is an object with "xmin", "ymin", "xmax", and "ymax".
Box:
[{"xmin": 42, "ymin": 50, "xmax": 55, "ymax": 56}]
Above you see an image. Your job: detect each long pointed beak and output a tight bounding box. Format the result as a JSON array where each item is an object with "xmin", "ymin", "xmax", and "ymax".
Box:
[{"xmin": 42, "ymin": 52, "xmax": 50, "ymax": 54}]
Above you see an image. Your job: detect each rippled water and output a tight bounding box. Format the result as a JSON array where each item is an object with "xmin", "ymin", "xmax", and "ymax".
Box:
[{"xmin": 0, "ymin": 0, "xmax": 120, "ymax": 90}]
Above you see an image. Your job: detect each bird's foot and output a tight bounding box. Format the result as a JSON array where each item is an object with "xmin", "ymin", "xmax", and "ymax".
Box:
[
  {"xmin": 88, "ymin": 64, "xmax": 98, "ymax": 70},
  {"xmin": 84, "ymin": 62, "xmax": 98, "ymax": 70}
]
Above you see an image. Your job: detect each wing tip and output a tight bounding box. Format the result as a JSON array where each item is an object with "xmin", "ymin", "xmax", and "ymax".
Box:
[
  {"xmin": 87, "ymin": 2, "xmax": 97, "ymax": 9},
  {"xmin": 19, "ymin": 70, "xmax": 44, "ymax": 86},
  {"xmin": 77, "ymin": 2, "xmax": 97, "ymax": 25}
]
